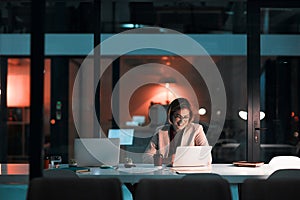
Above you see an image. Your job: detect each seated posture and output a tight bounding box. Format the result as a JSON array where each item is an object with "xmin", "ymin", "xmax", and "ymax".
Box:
[{"xmin": 143, "ymin": 98, "xmax": 211, "ymax": 165}]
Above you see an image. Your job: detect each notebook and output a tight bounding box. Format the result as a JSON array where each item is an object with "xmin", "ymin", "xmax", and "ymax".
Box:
[
  {"xmin": 108, "ymin": 129, "xmax": 134, "ymax": 145},
  {"xmin": 172, "ymin": 146, "xmax": 212, "ymax": 169},
  {"xmin": 74, "ymin": 138, "xmax": 120, "ymax": 167}
]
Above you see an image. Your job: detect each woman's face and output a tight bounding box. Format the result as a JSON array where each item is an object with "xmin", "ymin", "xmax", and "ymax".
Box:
[{"xmin": 171, "ymin": 108, "xmax": 190, "ymax": 131}]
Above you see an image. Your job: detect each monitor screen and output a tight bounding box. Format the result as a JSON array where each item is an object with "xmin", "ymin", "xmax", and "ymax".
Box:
[
  {"xmin": 108, "ymin": 129, "xmax": 134, "ymax": 145},
  {"xmin": 132, "ymin": 115, "xmax": 145, "ymax": 124}
]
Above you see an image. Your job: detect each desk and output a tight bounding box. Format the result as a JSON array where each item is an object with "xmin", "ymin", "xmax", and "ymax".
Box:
[
  {"xmin": 0, "ymin": 163, "xmax": 275, "ymax": 200},
  {"xmin": 76, "ymin": 164, "xmax": 272, "ymax": 184},
  {"xmin": 0, "ymin": 163, "xmax": 274, "ymax": 184}
]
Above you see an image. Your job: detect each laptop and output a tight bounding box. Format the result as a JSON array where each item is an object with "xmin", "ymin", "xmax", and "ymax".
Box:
[
  {"xmin": 74, "ymin": 138, "xmax": 120, "ymax": 167},
  {"xmin": 173, "ymin": 146, "xmax": 212, "ymax": 167},
  {"xmin": 108, "ymin": 129, "xmax": 134, "ymax": 145}
]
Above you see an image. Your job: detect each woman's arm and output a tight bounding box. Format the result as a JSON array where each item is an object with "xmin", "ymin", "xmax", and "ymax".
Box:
[
  {"xmin": 194, "ymin": 124, "xmax": 212, "ymax": 164},
  {"xmin": 142, "ymin": 134, "xmax": 158, "ymax": 164},
  {"xmin": 194, "ymin": 124, "xmax": 209, "ymax": 146}
]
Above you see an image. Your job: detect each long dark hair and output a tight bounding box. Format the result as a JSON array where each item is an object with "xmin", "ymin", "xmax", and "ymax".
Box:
[{"xmin": 167, "ymin": 98, "xmax": 193, "ymax": 124}]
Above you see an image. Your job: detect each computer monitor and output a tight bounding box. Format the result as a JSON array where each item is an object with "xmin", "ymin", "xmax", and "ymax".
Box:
[
  {"xmin": 108, "ymin": 129, "xmax": 134, "ymax": 145},
  {"xmin": 132, "ymin": 115, "xmax": 146, "ymax": 124}
]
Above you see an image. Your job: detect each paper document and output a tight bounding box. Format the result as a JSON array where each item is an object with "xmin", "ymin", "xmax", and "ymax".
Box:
[
  {"xmin": 171, "ymin": 165, "xmax": 212, "ymax": 174},
  {"xmin": 118, "ymin": 167, "xmax": 159, "ymax": 174}
]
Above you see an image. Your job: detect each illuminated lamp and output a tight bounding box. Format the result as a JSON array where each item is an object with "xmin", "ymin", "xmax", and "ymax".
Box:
[
  {"xmin": 7, "ymin": 63, "xmax": 30, "ymax": 107},
  {"xmin": 238, "ymin": 110, "xmax": 265, "ymax": 121},
  {"xmin": 159, "ymin": 77, "xmax": 176, "ymax": 105},
  {"xmin": 198, "ymin": 107, "xmax": 207, "ymax": 115}
]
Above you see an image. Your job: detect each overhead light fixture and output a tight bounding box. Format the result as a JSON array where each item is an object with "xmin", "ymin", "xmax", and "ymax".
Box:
[
  {"xmin": 159, "ymin": 77, "xmax": 176, "ymax": 105},
  {"xmin": 238, "ymin": 111, "xmax": 247, "ymax": 120},
  {"xmin": 238, "ymin": 110, "xmax": 266, "ymax": 121},
  {"xmin": 120, "ymin": 23, "xmax": 145, "ymax": 29},
  {"xmin": 198, "ymin": 107, "xmax": 206, "ymax": 115},
  {"xmin": 260, "ymin": 112, "xmax": 265, "ymax": 120}
]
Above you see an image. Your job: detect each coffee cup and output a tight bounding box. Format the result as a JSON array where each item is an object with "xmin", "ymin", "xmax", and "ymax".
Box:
[{"xmin": 153, "ymin": 153, "xmax": 163, "ymax": 166}]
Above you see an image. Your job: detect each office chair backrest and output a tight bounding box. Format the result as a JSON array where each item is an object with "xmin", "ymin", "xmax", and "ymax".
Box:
[
  {"xmin": 268, "ymin": 169, "xmax": 300, "ymax": 179},
  {"xmin": 27, "ymin": 177, "xmax": 123, "ymax": 200},
  {"xmin": 181, "ymin": 172, "xmax": 223, "ymax": 180},
  {"xmin": 268, "ymin": 156, "xmax": 300, "ymax": 171},
  {"xmin": 241, "ymin": 178, "xmax": 300, "ymax": 200},
  {"xmin": 43, "ymin": 169, "xmax": 79, "ymax": 178},
  {"xmin": 135, "ymin": 174, "xmax": 232, "ymax": 200}
]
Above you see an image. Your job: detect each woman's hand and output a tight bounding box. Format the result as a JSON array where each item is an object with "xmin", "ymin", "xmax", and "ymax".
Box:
[
  {"xmin": 162, "ymin": 154, "xmax": 176, "ymax": 166},
  {"xmin": 171, "ymin": 154, "xmax": 175, "ymax": 164}
]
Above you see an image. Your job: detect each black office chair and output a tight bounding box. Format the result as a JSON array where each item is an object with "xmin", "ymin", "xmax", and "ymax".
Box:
[
  {"xmin": 44, "ymin": 169, "xmax": 79, "ymax": 178},
  {"xmin": 181, "ymin": 172, "xmax": 224, "ymax": 180},
  {"xmin": 268, "ymin": 168, "xmax": 300, "ymax": 179},
  {"xmin": 135, "ymin": 174, "xmax": 232, "ymax": 200},
  {"xmin": 241, "ymin": 177, "xmax": 300, "ymax": 200},
  {"xmin": 27, "ymin": 177, "xmax": 123, "ymax": 200}
]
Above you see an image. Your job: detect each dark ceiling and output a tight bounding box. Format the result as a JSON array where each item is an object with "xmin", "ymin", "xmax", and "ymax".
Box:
[{"xmin": 0, "ymin": 1, "xmax": 299, "ymax": 34}]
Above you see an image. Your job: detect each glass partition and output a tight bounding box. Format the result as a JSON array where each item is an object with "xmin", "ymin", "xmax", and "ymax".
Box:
[
  {"xmin": 0, "ymin": 0, "xmax": 247, "ymax": 164},
  {"xmin": 2, "ymin": 1, "xmax": 299, "ymax": 166},
  {"xmin": 260, "ymin": 7, "xmax": 300, "ymax": 162}
]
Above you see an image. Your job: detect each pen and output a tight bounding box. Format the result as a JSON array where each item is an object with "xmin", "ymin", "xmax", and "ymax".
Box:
[{"xmin": 76, "ymin": 169, "xmax": 90, "ymax": 173}]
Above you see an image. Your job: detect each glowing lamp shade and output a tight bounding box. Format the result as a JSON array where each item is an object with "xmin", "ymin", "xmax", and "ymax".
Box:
[
  {"xmin": 238, "ymin": 110, "xmax": 266, "ymax": 121},
  {"xmin": 198, "ymin": 107, "xmax": 207, "ymax": 115},
  {"xmin": 7, "ymin": 74, "xmax": 30, "ymax": 107}
]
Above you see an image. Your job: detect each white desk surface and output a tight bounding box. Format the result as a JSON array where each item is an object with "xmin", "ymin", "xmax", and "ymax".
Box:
[
  {"xmin": 79, "ymin": 164, "xmax": 273, "ymax": 184},
  {"xmin": 0, "ymin": 163, "xmax": 275, "ymax": 184}
]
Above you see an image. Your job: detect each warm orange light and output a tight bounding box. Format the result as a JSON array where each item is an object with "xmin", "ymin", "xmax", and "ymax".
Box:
[
  {"xmin": 291, "ymin": 112, "xmax": 295, "ymax": 117},
  {"xmin": 161, "ymin": 56, "xmax": 168, "ymax": 60},
  {"xmin": 50, "ymin": 119, "xmax": 56, "ymax": 124},
  {"xmin": 7, "ymin": 74, "xmax": 30, "ymax": 107},
  {"xmin": 166, "ymin": 61, "xmax": 171, "ymax": 66},
  {"xmin": 7, "ymin": 164, "xmax": 29, "ymax": 174},
  {"xmin": 7, "ymin": 59, "xmax": 30, "ymax": 107}
]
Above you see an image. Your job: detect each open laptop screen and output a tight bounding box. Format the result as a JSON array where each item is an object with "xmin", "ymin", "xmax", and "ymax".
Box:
[
  {"xmin": 173, "ymin": 146, "xmax": 212, "ymax": 167},
  {"xmin": 108, "ymin": 129, "xmax": 134, "ymax": 145},
  {"xmin": 74, "ymin": 138, "xmax": 120, "ymax": 167}
]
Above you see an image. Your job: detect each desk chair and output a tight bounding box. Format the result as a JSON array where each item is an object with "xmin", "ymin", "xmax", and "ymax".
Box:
[
  {"xmin": 43, "ymin": 168, "xmax": 133, "ymax": 200},
  {"xmin": 27, "ymin": 177, "xmax": 123, "ymax": 200},
  {"xmin": 44, "ymin": 169, "xmax": 79, "ymax": 178},
  {"xmin": 268, "ymin": 168, "xmax": 300, "ymax": 179},
  {"xmin": 268, "ymin": 156, "xmax": 300, "ymax": 170},
  {"xmin": 181, "ymin": 172, "xmax": 224, "ymax": 180},
  {"xmin": 135, "ymin": 174, "xmax": 232, "ymax": 200},
  {"xmin": 241, "ymin": 177, "xmax": 300, "ymax": 200}
]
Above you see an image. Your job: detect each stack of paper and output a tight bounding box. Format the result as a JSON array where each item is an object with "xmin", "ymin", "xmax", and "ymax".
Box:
[
  {"xmin": 118, "ymin": 167, "xmax": 159, "ymax": 174},
  {"xmin": 171, "ymin": 165, "xmax": 212, "ymax": 174}
]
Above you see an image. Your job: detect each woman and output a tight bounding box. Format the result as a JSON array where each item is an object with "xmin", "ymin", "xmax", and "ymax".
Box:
[{"xmin": 143, "ymin": 98, "xmax": 211, "ymax": 165}]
